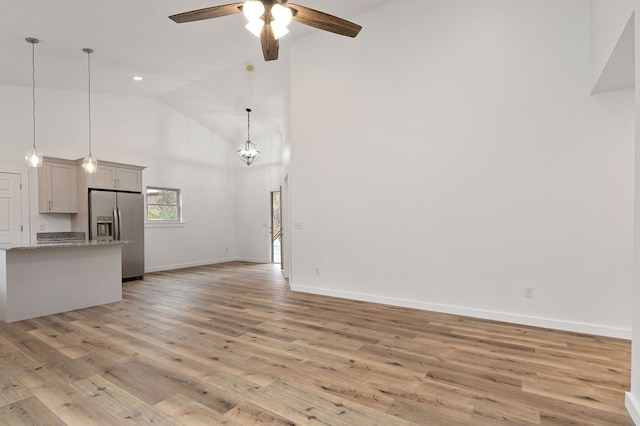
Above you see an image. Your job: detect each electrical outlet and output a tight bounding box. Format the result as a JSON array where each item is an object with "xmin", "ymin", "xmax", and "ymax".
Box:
[
  {"xmin": 315, "ymin": 268, "xmax": 320, "ymax": 276},
  {"xmin": 39, "ymin": 224, "xmax": 45, "ymax": 231},
  {"xmin": 525, "ymin": 286, "xmax": 534, "ymax": 298}
]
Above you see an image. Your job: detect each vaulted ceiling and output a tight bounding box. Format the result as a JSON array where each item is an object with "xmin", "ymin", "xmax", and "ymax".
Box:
[{"xmin": 0, "ymin": 0, "xmax": 387, "ymax": 143}]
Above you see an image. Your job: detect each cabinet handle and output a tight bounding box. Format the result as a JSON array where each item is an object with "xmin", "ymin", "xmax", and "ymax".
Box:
[
  {"xmin": 48, "ymin": 200, "xmax": 52, "ymax": 211},
  {"xmin": 117, "ymin": 178, "xmax": 120, "ymax": 188}
]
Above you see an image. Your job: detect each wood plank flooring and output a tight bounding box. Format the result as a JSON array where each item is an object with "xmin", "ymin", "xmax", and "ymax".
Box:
[{"xmin": 0, "ymin": 261, "xmax": 632, "ymax": 425}]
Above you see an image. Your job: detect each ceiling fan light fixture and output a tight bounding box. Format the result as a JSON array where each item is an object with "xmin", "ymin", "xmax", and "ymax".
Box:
[
  {"xmin": 271, "ymin": 4, "xmax": 292, "ymax": 26},
  {"xmin": 271, "ymin": 21, "xmax": 289, "ymax": 40},
  {"xmin": 169, "ymin": 1, "xmax": 363, "ymax": 62},
  {"xmin": 243, "ymin": 1, "xmax": 264, "ymax": 21},
  {"xmin": 245, "ymin": 18, "xmax": 265, "ymax": 37}
]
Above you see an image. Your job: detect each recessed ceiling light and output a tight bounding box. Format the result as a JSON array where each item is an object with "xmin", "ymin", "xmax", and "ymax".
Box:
[{"xmin": 133, "ymin": 76, "xmax": 143, "ymax": 81}]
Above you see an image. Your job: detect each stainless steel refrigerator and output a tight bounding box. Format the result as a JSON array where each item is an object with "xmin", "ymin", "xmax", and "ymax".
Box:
[{"xmin": 89, "ymin": 190, "xmax": 145, "ymax": 280}]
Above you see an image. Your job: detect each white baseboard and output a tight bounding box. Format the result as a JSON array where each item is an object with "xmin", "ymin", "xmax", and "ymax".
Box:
[
  {"xmin": 145, "ymin": 257, "xmax": 271, "ymax": 273},
  {"xmin": 626, "ymin": 392, "xmax": 640, "ymax": 425},
  {"xmin": 145, "ymin": 258, "xmax": 236, "ymax": 273},
  {"xmin": 290, "ymin": 284, "xmax": 631, "ymax": 340},
  {"xmin": 234, "ymin": 257, "xmax": 271, "ymax": 264}
]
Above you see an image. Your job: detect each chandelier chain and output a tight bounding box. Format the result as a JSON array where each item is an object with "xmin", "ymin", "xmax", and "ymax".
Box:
[{"xmin": 247, "ymin": 108, "xmax": 251, "ymax": 141}]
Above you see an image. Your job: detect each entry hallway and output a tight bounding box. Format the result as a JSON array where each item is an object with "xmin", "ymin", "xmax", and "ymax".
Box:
[{"xmin": 0, "ymin": 262, "xmax": 632, "ymax": 424}]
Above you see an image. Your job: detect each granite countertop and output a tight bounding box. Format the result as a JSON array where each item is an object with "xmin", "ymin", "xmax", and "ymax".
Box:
[{"xmin": 0, "ymin": 240, "xmax": 129, "ymax": 251}]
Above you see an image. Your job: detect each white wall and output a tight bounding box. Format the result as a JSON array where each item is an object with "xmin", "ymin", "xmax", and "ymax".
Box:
[
  {"xmin": 0, "ymin": 84, "xmax": 239, "ymax": 271},
  {"xmin": 627, "ymin": 1, "xmax": 640, "ymax": 422},
  {"xmin": 289, "ymin": 0, "xmax": 635, "ymax": 338},
  {"xmin": 234, "ymin": 132, "xmax": 285, "ymax": 263}
]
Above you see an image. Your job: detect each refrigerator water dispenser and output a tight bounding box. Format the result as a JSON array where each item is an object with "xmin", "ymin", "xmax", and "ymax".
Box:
[{"xmin": 96, "ymin": 216, "xmax": 113, "ymax": 240}]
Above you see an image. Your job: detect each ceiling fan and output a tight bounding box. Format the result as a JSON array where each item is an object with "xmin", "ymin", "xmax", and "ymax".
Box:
[{"xmin": 169, "ymin": 0, "xmax": 362, "ymax": 61}]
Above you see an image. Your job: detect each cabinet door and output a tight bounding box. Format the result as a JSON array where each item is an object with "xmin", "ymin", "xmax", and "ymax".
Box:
[
  {"xmin": 45, "ymin": 162, "xmax": 78, "ymax": 213},
  {"xmin": 87, "ymin": 165, "xmax": 117, "ymax": 190},
  {"xmin": 115, "ymin": 168, "xmax": 142, "ymax": 192}
]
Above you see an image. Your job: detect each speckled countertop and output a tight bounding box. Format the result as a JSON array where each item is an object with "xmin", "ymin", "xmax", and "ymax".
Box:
[{"xmin": 0, "ymin": 240, "xmax": 129, "ymax": 251}]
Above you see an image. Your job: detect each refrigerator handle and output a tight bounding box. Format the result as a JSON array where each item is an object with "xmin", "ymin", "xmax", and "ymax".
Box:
[
  {"xmin": 113, "ymin": 208, "xmax": 120, "ymax": 241},
  {"xmin": 117, "ymin": 207, "xmax": 123, "ymax": 241}
]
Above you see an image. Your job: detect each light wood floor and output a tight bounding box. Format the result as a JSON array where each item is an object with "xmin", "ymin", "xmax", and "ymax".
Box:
[{"xmin": 0, "ymin": 262, "xmax": 633, "ymax": 425}]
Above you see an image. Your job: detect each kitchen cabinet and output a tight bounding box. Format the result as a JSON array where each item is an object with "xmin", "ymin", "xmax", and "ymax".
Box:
[
  {"xmin": 86, "ymin": 163, "xmax": 143, "ymax": 192},
  {"xmin": 72, "ymin": 160, "xmax": 145, "ymax": 238},
  {"xmin": 38, "ymin": 158, "xmax": 78, "ymax": 213},
  {"xmin": 0, "ymin": 242, "xmax": 123, "ymax": 322}
]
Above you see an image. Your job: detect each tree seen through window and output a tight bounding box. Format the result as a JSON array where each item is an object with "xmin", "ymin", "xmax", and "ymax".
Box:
[{"xmin": 146, "ymin": 187, "xmax": 180, "ymax": 221}]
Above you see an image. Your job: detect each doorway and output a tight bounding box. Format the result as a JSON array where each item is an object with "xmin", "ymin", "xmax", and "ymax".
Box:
[{"xmin": 271, "ymin": 190, "xmax": 281, "ymax": 266}]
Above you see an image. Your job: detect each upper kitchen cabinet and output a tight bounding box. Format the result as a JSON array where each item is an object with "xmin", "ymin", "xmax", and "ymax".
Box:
[
  {"xmin": 72, "ymin": 160, "xmax": 145, "ymax": 237},
  {"xmin": 86, "ymin": 162, "xmax": 144, "ymax": 192},
  {"xmin": 38, "ymin": 158, "xmax": 78, "ymax": 213}
]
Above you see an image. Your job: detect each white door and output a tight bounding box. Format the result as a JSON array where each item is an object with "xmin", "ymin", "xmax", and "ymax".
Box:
[{"xmin": 0, "ymin": 172, "xmax": 22, "ymax": 245}]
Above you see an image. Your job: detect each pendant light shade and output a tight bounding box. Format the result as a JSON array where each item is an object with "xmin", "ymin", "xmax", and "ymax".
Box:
[
  {"xmin": 237, "ymin": 108, "xmax": 260, "ymax": 166},
  {"xmin": 82, "ymin": 48, "xmax": 97, "ymax": 174},
  {"xmin": 25, "ymin": 37, "xmax": 43, "ymax": 168},
  {"xmin": 82, "ymin": 154, "xmax": 97, "ymax": 174}
]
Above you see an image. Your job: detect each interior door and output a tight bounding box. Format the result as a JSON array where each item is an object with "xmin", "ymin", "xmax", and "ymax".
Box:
[{"xmin": 0, "ymin": 173, "xmax": 22, "ymax": 245}]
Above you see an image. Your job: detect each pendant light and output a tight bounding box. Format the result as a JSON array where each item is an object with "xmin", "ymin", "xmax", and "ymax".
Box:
[
  {"xmin": 81, "ymin": 48, "xmax": 97, "ymax": 174},
  {"xmin": 237, "ymin": 108, "xmax": 260, "ymax": 166},
  {"xmin": 25, "ymin": 37, "xmax": 43, "ymax": 168}
]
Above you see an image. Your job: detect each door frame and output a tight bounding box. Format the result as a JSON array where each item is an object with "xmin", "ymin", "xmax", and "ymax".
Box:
[
  {"xmin": 0, "ymin": 165, "xmax": 30, "ymax": 244},
  {"xmin": 281, "ymin": 175, "xmax": 290, "ymax": 280},
  {"xmin": 270, "ymin": 189, "xmax": 281, "ymax": 267}
]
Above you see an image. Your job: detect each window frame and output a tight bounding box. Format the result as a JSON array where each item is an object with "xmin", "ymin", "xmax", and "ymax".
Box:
[{"xmin": 145, "ymin": 186, "xmax": 182, "ymax": 224}]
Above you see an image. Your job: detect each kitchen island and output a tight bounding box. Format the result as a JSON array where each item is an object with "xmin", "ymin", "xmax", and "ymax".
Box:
[{"xmin": 0, "ymin": 241, "xmax": 127, "ymax": 322}]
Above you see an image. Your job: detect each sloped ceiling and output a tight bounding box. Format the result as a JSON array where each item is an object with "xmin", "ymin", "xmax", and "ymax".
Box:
[
  {"xmin": 592, "ymin": 13, "xmax": 635, "ymax": 93},
  {"xmin": 0, "ymin": 0, "xmax": 387, "ymax": 142}
]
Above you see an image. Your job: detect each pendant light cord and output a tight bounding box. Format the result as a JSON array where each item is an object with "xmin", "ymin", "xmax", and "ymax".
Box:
[
  {"xmin": 31, "ymin": 40, "xmax": 36, "ymax": 150},
  {"xmin": 86, "ymin": 49, "xmax": 92, "ymax": 156}
]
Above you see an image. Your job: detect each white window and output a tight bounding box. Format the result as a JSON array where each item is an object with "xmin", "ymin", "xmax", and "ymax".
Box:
[{"xmin": 146, "ymin": 187, "xmax": 181, "ymax": 222}]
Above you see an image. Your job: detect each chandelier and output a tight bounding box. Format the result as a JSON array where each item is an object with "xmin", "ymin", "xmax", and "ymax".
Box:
[{"xmin": 237, "ymin": 108, "xmax": 260, "ymax": 166}]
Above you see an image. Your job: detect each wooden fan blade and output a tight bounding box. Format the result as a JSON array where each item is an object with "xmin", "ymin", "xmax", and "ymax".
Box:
[
  {"xmin": 261, "ymin": 23, "xmax": 279, "ymax": 61},
  {"xmin": 169, "ymin": 3, "xmax": 243, "ymax": 23},
  {"xmin": 288, "ymin": 4, "xmax": 362, "ymax": 37}
]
